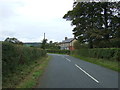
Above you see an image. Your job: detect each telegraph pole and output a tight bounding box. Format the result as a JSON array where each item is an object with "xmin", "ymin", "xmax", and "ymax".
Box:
[
  {"xmin": 41, "ymin": 33, "xmax": 46, "ymax": 49},
  {"xmin": 44, "ymin": 33, "xmax": 45, "ymax": 40}
]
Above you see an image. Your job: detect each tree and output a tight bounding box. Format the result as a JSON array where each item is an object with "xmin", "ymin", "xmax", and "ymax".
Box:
[
  {"xmin": 63, "ymin": 2, "xmax": 102, "ymax": 48},
  {"xmin": 41, "ymin": 39, "xmax": 47, "ymax": 49},
  {"xmin": 4, "ymin": 37, "xmax": 23, "ymax": 45},
  {"xmin": 46, "ymin": 42, "xmax": 60, "ymax": 50},
  {"xmin": 63, "ymin": 2, "xmax": 120, "ymax": 48},
  {"xmin": 73, "ymin": 40, "xmax": 81, "ymax": 49},
  {"xmin": 73, "ymin": 40, "xmax": 88, "ymax": 49},
  {"xmin": 49, "ymin": 41, "xmax": 53, "ymax": 44}
]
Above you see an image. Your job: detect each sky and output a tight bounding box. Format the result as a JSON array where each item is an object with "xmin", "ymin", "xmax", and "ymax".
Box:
[{"xmin": 0, "ymin": 0, "xmax": 74, "ymax": 43}]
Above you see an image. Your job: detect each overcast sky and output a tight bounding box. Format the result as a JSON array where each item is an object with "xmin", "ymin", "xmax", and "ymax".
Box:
[{"xmin": 0, "ymin": 0, "xmax": 74, "ymax": 42}]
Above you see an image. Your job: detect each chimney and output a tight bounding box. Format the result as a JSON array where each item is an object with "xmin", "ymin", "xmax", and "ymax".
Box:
[{"xmin": 65, "ymin": 37, "xmax": 67, "ymax": 40}]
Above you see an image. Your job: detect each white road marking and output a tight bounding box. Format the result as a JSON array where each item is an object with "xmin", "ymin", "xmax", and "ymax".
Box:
[
  {"xmin": 65, "ymin": 58, "xmax": 71, "ymax": 62},
  {"xmin": 75, "ymin": 64, "xmax": 99, "ymax": 83}
]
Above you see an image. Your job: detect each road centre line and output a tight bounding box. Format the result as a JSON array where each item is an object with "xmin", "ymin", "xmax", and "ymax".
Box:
[
  {"xmin": 75, "ymin": 64, "xmax": 99, "ymax": 83},
  {"xmin": 65, "ymin": 58, "xmax": 71, "ymax": 62}
]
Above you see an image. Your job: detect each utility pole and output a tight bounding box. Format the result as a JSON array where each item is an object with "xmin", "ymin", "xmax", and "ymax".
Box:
[
  {"xmin": 41, "ymin": 33, "xmax": 47, "ymax": 49},
  {"xmin": 44, "ymin": 33, "xmax": 45, "ymax": 40}
]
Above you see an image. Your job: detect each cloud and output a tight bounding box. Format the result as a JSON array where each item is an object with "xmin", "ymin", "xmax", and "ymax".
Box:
[{"xmin": 0, "ymin": 0, "xmax": 74, "ymax": 42}]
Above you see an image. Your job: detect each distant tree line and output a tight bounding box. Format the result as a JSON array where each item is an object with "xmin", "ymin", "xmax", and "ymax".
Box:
[
  {"xmin": 63, "ymin": 2, "xmax": 120, "ymax": 48},
  {"xmin": 4, "ymin": 37, "xmax": 60, "ymax": 50},
  {"xmin": 4, "ymin": 37, "xmax": 23, "ymax": 45},
  {"xmin": 41, "ymin": 39, "xmax": 60, "ymax": 50}
]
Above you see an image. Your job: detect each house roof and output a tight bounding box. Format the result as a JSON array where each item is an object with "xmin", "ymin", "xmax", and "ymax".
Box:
[{"xmin": 62, "ymin": 38, "xmax": 74, "ymax": 43}]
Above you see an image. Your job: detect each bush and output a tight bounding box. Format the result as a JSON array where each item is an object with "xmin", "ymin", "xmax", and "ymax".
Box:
[
  {"xmin": 2, "ymin": 42, "xmax": 46, "ymax": 79},
  {"xmin": 73, "ymin": 40, "xmax": 88, "ymax": 49},
  {"xmin": 46, "ymin": 49, "xmax": 70, "ymax": 54},
  {"xmin": 72, "ymin": 48, "xmax": 120, "ymax": 61}
]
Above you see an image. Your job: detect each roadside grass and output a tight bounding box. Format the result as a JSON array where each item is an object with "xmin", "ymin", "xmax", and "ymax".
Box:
[
  {"xmin": 16, "ymin": 55, "xmax": 51, "ymax": 88},
  {"xmin": 71, "ymin": 55, "xmax": 120, "ymax": 72},
  {"xmin": 3, "ymin": 55, "xmax": 51, "ymax": 88}
]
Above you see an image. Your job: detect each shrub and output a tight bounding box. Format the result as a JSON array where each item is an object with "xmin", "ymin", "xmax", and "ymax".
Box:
[
  {"xmin": 46, "ymin": 49, "xmax": 70, "ymax": 54},
  {"xmin": 2, "ymin": 42, "xmax": 46, "ymax": 79},
  {"xmin": 72, "ymin": 48, "xmax": 120, "ymax": 61},
  {"xmin": 73, "ymin": 40, "xmax": 88, "ymax": 49}
]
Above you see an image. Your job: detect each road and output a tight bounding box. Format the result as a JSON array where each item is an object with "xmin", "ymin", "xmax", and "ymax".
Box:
[{"xmin": 37, "ymin": 54, "xmax": 118, "ymax": 88}]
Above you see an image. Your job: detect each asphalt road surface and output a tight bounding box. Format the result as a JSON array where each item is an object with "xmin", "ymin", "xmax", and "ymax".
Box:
[{"xmin": 37, "ymin": 54, "xmax": 119, "ymax": 88}]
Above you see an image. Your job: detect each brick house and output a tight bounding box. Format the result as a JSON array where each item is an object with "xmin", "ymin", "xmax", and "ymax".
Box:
[{"xmin": 59, "ymin": 37, "xmax": 76, "ymax": 51}]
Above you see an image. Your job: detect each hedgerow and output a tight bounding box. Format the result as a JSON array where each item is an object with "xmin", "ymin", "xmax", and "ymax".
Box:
[
  {"xmin": 46, "ymin": 49, "xmax": 70, "ymax": 54},
  {"xmin": 72, "ymin": 48, "xmax": 120, "ymax": 61},
  {"xmin": 2, "ymin": 42, "xmax": 46, "ymax": 87}
]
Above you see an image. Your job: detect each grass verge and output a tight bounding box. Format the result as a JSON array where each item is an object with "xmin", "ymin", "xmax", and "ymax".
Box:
[
  {"xmin": 16, "ymin": 55, "xmax": 51, "ymax": 88},
  {"xmin": 3, "ymin": 55, "xmax": 51, "ymax": 88},
  {"xmin": 71, "ymin": 55, "xmax": 119, "ymax": 72}
]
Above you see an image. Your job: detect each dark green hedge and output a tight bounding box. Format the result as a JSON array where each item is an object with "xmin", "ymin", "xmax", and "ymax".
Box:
[
  {"xmin": 46, "ymin": 49, "xmax": 70, "ymax": 54},
  {"xmin": 2, "ymin": 42, "xmax": 46, "ymax": 77},
  {"xmin": 72, "ymin": 48, "xmax": 120, "ymax": 61}
]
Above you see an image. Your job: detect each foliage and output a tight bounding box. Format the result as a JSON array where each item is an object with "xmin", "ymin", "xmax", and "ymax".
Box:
[
  {"xmin": 4, "ymin": 37, "xmax": 23, "ymax": 45},
  {"xmin": 16, "ymin": 56, "xmax": 50, "ymax": 88},
  {"xmin": 71, "ymin": 54, "xmax": 119, "ymax": 72},
  {"xmin": 41, "ymin": 39, "xmax": 47, "ymax": 49},
  {"xmin": 45, "ymin": 42, "xmax": 60, "ymax": 50},
  {"xmin": 73, "ymin": 40, "xmax": 88, "ymax": 49},
  {"xmin": 41, "ymin": 39, "xmax": 60, "ymax": 50},
  {"xmin": 2, "ymin": 42, "xmax": 46, "ymax": 87},
  {"xmin": 72, "ymin": 48, "xmax": 120, "ymax": 61},
  {"xmin": 63, "ymin": 2, "xmax": 120, "ymax": 48},
  {"xmin": 47, "ymin": 49, "xmax": 70, "ymax": 54}
]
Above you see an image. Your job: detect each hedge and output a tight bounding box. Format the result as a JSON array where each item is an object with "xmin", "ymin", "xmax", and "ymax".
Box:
[
  {"xmin": 72, "ymin": 48, "xmax": 120, "ymax": 61},
  {"xmin": 46, "ymin": 49, "xmax": 70, "ymax": 54},
  {"xmin": 2, "ymin": 42, "xmax": 46, "ymax": 78}
]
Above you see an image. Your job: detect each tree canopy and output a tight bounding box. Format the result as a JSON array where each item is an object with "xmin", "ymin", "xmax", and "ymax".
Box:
[
  {"xmin": 4, "ymin": 37, "xmax": 23, "ymax": 45},
  {"xmin": 41, "ymin": 39, "xmax": 47, "ymax": 49},
  {"xmin": 63, "ymin": 2, "xmax": 120, "ymax": 48}
]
